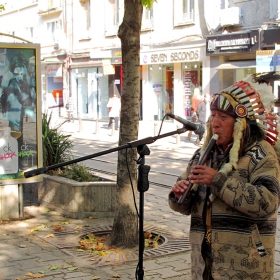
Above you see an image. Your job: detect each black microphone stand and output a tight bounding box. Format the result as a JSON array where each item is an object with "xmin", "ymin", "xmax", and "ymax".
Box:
[{"xmin": 24, "ymin": 126, "xmax": 187, "ymax": 280}]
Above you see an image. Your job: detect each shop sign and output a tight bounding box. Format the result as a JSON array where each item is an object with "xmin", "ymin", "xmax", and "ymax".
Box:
[
  {"xmin": 54, "ymin": 77, "xmax": 63, "ymax": 83},
  {"xmin": 46, "ymin": 64, "xmax": 62, "ymax": 77},
  {"xmin": 103, "ymin": 65, "xmax": 115, "ymax": 75},
  {"xmin": 140, "ymin": 49, "xmax": 199, "ymax": 65},
  {"xmin": 111, "ymin": 49, "xmax": 122, "ymax": 64},
  {"xmin": 256, "ymin": 50, "xmax": 274, "ymax": 72},
  {"xmin": 208, "ymin": 38, "xmax": 250, "ymax": 51},
  {"xmin": 206, "ymin": 30, "xmax": 259, "ymax": 55}
]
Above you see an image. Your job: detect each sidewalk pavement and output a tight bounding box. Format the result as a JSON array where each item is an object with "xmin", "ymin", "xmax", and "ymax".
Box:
[
  {"xmin": 1, "ymin": 118, "xmax": 280, "ymax": 279},
  {"xmin": 59, "ymin": 118, "xmax": 200, "ymax": 151}
]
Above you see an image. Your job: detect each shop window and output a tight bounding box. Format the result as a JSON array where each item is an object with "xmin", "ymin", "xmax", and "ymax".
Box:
[
  {"xmin": 105, "ymin": 0, "xmax": 124, "ymax": 36},
  {"xmin": 173, "ymin": 0, "xmax": 195, "ymax": 26},
  {"xmin": 142, "ymin": 5, "xmax": 154, "ymax": 30},
  {"xmin": 149, "ymin": 64, "xmax": 174, "ymax": 121},
  {"xmin": 182, "ymin": 63, "xmax": 202, "ymax": 120}
]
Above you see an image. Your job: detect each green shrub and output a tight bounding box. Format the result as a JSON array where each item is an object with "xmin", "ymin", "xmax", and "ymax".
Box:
[
  {"xmin": 42, "ymin": 112, "xmax": 73, "ymax": 167},
  {"xmin": 54, "ymin": 163, "xmax": 107, "ymax": 182},
  {"xmin": 42, "ymin": 112, "xmax": 105, "ymax": 182}
]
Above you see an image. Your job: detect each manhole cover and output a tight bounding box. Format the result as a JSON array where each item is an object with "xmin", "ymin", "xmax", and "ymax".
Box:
[{"xmin": 36, "ymin": 224, "xmax": 190, "ymax": 266}]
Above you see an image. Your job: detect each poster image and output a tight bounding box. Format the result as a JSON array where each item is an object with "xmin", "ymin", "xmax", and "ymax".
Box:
[{"xmin": 0, "ymin": 43, "xmax": 42, "ymax": 185}]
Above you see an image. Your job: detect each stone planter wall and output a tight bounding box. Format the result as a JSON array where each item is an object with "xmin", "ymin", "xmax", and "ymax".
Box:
[{"xmin": 33, "ymin": 174, "xmax": 116, "ymax": 219}]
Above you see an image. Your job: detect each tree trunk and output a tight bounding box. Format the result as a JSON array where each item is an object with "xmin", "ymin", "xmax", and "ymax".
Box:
[{"xmin": 108, "ymin": 0, "xmax": 143, "ymax": 248}]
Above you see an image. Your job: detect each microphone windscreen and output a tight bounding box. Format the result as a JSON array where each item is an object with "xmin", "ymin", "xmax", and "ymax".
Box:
[{"xmin": 194, "ymin": 124, "xmax": 205, "ymax": 135}]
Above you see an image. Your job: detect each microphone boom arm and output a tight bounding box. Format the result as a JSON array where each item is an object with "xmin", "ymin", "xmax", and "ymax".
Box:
[{"xmin": 24, "ymin": 126, "xmax": 188, "ymax": 178}]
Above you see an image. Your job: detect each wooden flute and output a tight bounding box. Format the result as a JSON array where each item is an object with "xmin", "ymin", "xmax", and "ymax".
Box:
[{"xmin": 177, "ymin": 134, "xmax": 219, "ymax": 205}]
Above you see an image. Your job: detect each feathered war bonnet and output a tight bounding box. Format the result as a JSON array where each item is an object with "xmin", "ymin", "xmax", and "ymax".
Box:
[{"xmin": 199, "ymin": 74, "xmax": 280, "ymax": 201}]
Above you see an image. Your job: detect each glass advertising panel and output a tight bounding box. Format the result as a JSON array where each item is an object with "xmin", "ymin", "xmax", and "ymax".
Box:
[{"xmin": 0, "ymin": 43, "xmax": 42, "ymax": 184}]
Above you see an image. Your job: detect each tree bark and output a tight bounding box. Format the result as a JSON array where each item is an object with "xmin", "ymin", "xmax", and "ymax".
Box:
[{"xmin": 108, "ymin": 0, "xmax": 143, "ymax": 248}]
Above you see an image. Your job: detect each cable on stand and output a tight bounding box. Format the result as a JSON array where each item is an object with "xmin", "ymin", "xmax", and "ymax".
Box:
[{"xmin": 135, "ymin": 144, "xmax": 150, "ymax": 280}]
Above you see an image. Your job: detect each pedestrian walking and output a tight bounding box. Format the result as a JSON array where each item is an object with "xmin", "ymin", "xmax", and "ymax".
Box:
[
  {"xmin": 107, "ymin": 93, "xmax": 121, "ymax": 130},
  {"xmin": 186, "ymin": 107, "xmax": 198, "ymax": 141},
  {"xmin": 195, "ymin": 93, "xmax": 211, "ymax": 146}
]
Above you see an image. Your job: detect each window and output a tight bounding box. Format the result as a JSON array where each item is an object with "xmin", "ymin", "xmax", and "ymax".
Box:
[
  {"xmin": 174, "ymin": 0, "xmax": 194, "ymax": 26},
  {"xmin": 79, "ymin": 0, "xmax": 91, "ymax": 39},
  {"xmin": 105, "ymin": 0, "xmax": 124, "ymax": 36},
  {"xmin": 46, "ymin": 20, "xmax": 62, "ymax": 43},
  {"xmin": 24, "ymin": 26, "xmax": 38, "ymax": 42},
  {"xmin": 47, "ymin": 0, "xmax": 62, "ymax": 9},
  {"xmin": 142, "ymin": 5, "xmax": 154, "ymax": 30}
]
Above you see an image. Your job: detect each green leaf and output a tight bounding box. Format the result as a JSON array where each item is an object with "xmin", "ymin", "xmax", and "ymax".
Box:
[
  {"xmin": 39, "ymin": 270, "xmax": 49, "ymax": 274},
  {"xmin": 68, "ymin": 266, "xmax": 78, "ymax": 271},
  {"xmin": 50, "ymin": 265, "xmax": 59, "ymax": 270},
  {"xmin": 77, "ymin": 248, "xmax": 85, "ymax": 252}
]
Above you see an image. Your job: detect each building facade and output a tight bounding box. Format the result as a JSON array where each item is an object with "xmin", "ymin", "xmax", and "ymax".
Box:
[{"xmin": 1, "ymin": 0, "xmax": 280, "ymax": 123}]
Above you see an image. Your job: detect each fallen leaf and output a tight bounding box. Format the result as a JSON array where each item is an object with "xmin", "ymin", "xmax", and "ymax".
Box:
[
  {"xmin": 30, "ymin": 227, "xmax": 41, "ymax": 233},
  {"xmin": 45, "ymin": 233, "xmax": 54, "ymax": 238},
  {"xmin": 25, "ymin": 272, "xmax": 45, "ymax": 278},
  {"xmin": 52, "ymin": 222, "xmax": 61, "ymax": 227},
  {"xmin": 18, "ymin": 244, "xmax": 27, "ymax": 248},
  {"xmin": 67, "ymin": 266, "xmax": 78, "ymax": 271},
  {"xmin": 144, "ymin": 231, "xmax": 152, "ymax": 239},
  {"xmin": 91, "ymin": 276, "xmax": 100, "ymax": 280},
  {"xmin": 54, "ymin": 227, "xmax": 66, "ymax": 232},
  {"xmin": 96, "ymin": 243, "xmax": 104, "ymax": 251},
  {"xmin": 61, "ymin": 221, "xmax": 70, "ymax": 225},
  {"xmin": 49, "ymin": 265, "xmax": 59, "ymax": 270},
  {"xmin": 39, "ymin": 270, "xmax": 49, "ymax": 274},
  {"xmin": 77, "ymin": 248, "xmax": 85, "ymax": 252},
  {"xmin": 111, "ymin": 274, "xmax": 122, "ymax": 278},
  {"xmin": 44, "ymin": 208, "xmax": 52, "ymax": 212},
  {"xmin": 60, "ymin": 264, "xmax": 70, "ymax": 269}
]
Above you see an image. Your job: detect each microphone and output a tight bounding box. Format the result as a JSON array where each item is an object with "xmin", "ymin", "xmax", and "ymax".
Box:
[{"xmin": 167, "ymin": 113, "xmax": 204, "ymax": 135}]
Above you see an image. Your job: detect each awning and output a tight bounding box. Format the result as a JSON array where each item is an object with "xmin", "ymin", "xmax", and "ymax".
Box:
[
  {"xmin": 216, "ymin": 60, "xmax": 256, "ymax": 70},
  {"xmin": 41, "ymin": 57, "xmax": 64, "ymax": 64}
]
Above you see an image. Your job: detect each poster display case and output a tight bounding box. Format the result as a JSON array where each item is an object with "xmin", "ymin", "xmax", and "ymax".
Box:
[{"xmin": 0, "ymin": 43, "xmax": 42, "ymax": 185}]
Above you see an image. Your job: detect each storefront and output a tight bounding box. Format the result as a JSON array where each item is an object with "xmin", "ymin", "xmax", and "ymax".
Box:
[
  {"xmin": 69, "ymin": 50, "xmax": 122, "ymax": 121},
  {"xmin": 205, "ymin": 30, "xmax": 260, "ymax": 93},
  {"xmin": 259, "ymin": 28, "xmax": 280, "ymax": 106},
  {"xmin": 41, "ymin": 56, "xmax": 65, "ymax": 115},
  {"xmin": 140, "ymin": 42, "xmax": 207, "ymax": 121}
]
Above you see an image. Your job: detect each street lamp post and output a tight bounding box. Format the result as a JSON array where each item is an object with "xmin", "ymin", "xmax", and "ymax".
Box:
[{"xmin": 95, "ymin": 70, "xmax": 103, "ymax": 135}]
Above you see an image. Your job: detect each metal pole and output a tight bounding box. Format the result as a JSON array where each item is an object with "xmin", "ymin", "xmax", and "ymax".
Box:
[
  {"xmin": 154, "ymin": 122, "xmax": 158, "ymax": 136},
  {"xmin": 78, "ymin": 112, "xmax": 83, "ymax": 132},
  {"xmin": 111, "ymin": 119, "xmax": 115, "ymax": 136},
  {"xmin": 176, "ymin": 125, "xmax": 181, "ymax": 144},
  {"xmin": 18, "ymin": 184, "xmax": 24, "ymax": 217},
  {"xmin": 95, "ymin": 69, "xmax": 99, "ymax": 135}
]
